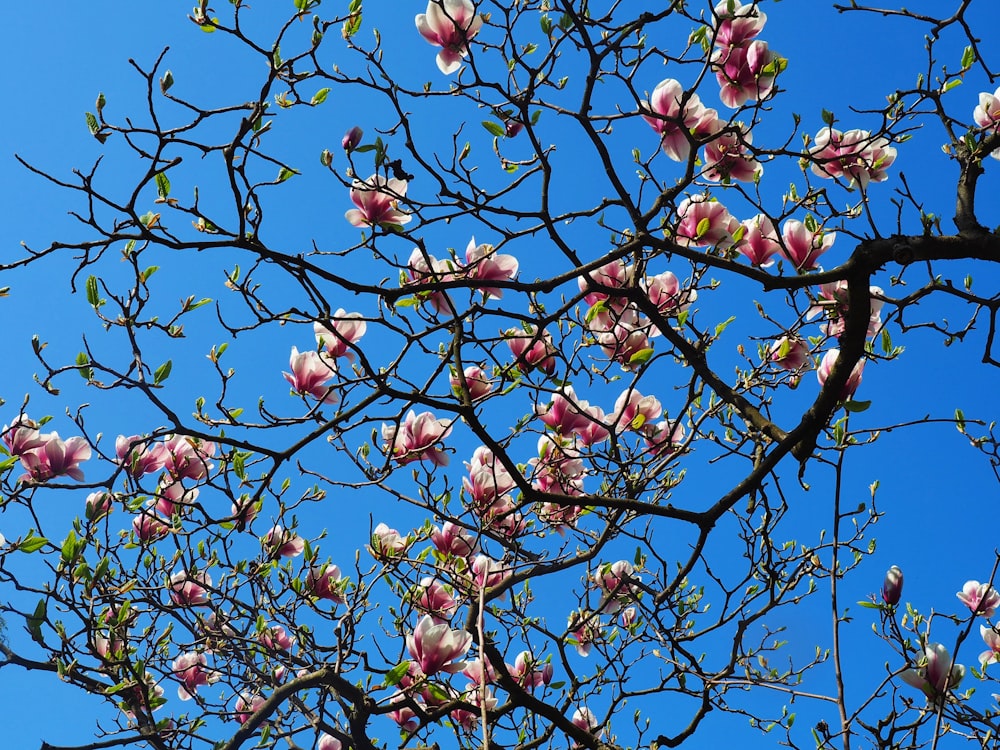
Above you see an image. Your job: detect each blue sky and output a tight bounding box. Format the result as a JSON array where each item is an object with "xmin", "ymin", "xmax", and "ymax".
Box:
[{"xmin": 1, "ymin": 2, "xmax": 999, "ymax": 749}]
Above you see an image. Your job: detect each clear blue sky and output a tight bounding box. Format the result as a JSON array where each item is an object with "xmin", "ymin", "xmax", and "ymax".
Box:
[{"xmin": 0, "ymin": 2, "xmax": 998, "ymax": 749}]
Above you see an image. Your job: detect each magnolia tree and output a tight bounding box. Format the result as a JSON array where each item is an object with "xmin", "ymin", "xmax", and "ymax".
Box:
[{"xmin": 4, "ymin": 1, "xmax": 1000, "ymax": 749}]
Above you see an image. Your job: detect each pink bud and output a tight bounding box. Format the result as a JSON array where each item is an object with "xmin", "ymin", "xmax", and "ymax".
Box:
[{"xmin": 882, "ymin": 565, "xmax": 903, "ymax": 606}]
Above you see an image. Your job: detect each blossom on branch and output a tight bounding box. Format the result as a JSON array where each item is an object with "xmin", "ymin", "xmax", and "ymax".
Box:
[
  {"xmin": 344, "ymin": 175, "xmax": 410, "ymax": 228},
  {"xmin": 415, "ymin": 0, "xmax": 483, "ymax": 74},
  {"xmin": 382, "ymin": 410, "xmax": 452, "ymax": 466}
]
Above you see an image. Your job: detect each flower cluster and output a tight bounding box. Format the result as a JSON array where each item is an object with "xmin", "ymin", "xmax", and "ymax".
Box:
[
  {"xmin": 809, "ymin": 127, "xmax": 897, "ymax": 189},
  {"xmin": 3, "ymin": 415, "xmax": 91, "ymax": 483},
  {"xmin": 710, "ymin": 0, "xmax": 781, "ymax": 108},
  {"xmin": 404, "ymin": 237, "xmax": 518, "ymax": 314}
]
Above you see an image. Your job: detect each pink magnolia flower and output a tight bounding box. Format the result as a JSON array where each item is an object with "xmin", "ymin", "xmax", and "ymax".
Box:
[
  {"xmin": 85, "ymin": 491, "xmax": 114, "ymax": 522},
  {"xmin": 712, "ymin": 39, "xmax": 780, "ymax": 108},
  {"xmin": 263, "ymin": 525, "xmax": 305, "ymax": 558},
  {"xmin": 675, "ymin": 195, "xmax": 739, "ymax": 248},
  {"xmin": 578, "ymin": 259, "xmax": 632, "ymax": 310},
  {"xmin": 816, "ymin": 349, "xmax": 865, "ymax": 400},
  {"xmin": 807, "ymin": 281, "xmax": 884, "ymax": 339},
  {"xmin": 571, "ymin": 706, "xmax": 601, "ymax": 735},
  {"xmin": 232, "ymin": 496, "xmax": 260, "ymax": 526},
  {"xmin": 568, "ymin": 610, "xmax": 600, "ymax": 657},
  {"xmin": 590, "ymin": 307, "xmax": 654, "ymax": 372},
  {"xmin": 406, "ymin": 614, "xmax": 472, "ymax": 675},
  {"xmin": 642, "ymin": 78, "xmax": 721, "ymax": 162},
  {"xmin": 645, "ymin": 420, "xmax": 686, "ymax": 457},
  {"xmin": 314, "ymin": 310, "xmax": 367, "ymax": 362},
  {"xmin": 901, "ymin": 643, "xmax": 965, "ymax": 699},
  {"xmin": 529, "ymin": 435, "xmax": 587, "ymax": 499},
  {"xmin": 318, "ymin": 734, "xmax": 343, "ymax": 750},
  {"xmin": 93, "ymin": 634, "xmax": 124, "ymax": 662},
  {"xmin": 612, "ymin": 389, "xmax": 662, "ymax": 433},
  {"xmin": 510, "ymin": 651, "xmax": 553, "ymax": 690},
  {"xmin": 957, "ymin": 580, "xmax": 1000, "ymax": 618},
  {"xmin": 133, "ymin": 509, "xmax": 172, "ymax": 543},
  {"xmin": 735, "ymin": 213, "xmax": 781, "ymax": 267},
  {"xmin": 155, "ymin": 480, "xmax": 199, "ymax": 517},
  {"xmin": 259, "ymin": 624, "xmax": 294, "ymax": 652},
  {"xmin": 344, "ymin": 175, "xmax": 410, "ymax": 228},
  {"xmin": 882, "ymin": 565, "xmax": 903, "ymax": 606},
  {"xmin": 769, "ymin": 337, "xmax": 810, "ymax": 372},
  {"xmin": 116, "ymin": 435, "xmax": 167, "ymax": 479},
  {"xmin": 470, "ymin": 554, "xmax": 511, "ymax": 590},
  {"xmin": 464, "ymin": 237, "xmax": 518, "ymax": 299},
  {"xmin": 430, "ymin": 521, "xmax": 478, "ymax": 558},
  {"xmin": 620, "ymin": 607, "xmax": 637, "ymax": 628},
  {"xmin": 284, "ymin": 347, "xmax": 338, "ymax": 404},
  {"xmin": 809, "ymin": 128, "xmax": 897, "ymax": 189},
  {"xmin": 536, "ymin": 386, "xmax": 608, "ymax": 444},
  {"xmin": 413, "ymin": 577, "xmax": 459, "ymax": 621},
  {"xmin": 1, "ymin": 415, "xmax": 45, "ymax": 456},
  {"xmin": 173, "ymin": 652, "xmax": 215, "ymax": 700},
  {"xmin": 505, "ymin": 325, "xmax": 558, "ymax": 374},
  {"xmin": 713, "ymin": 0, "xmax": 767, "ymax": 48},
  {"xmin": 308, "ymin": 564, "xmax": 346, "ymax": 602},
  {"xmin": 980, "ymin": 625, "xmax": 1000, "ymax": 666},
  {"xmin": 703, "ymin": 127, "xmax": 762, "ymax": 183},
  {"xmin": 450, "ymin": 365, "xmax": 493, "ymax": 402},
  {"xmin": 369, "ymin": 522, "xmax": 411, "ymax": 559},
  {"xmin": 234, "ymin": 692, "xmax": 265, "ymax": 724},
  {"xmin": 162, "ymin": 434, "xmax": 216, "ymax": 481},
  {"xmin": 387, "ymin": 693, "xmax": 420, "ymax": 732},
  {"xmin": 169, "ymin": 570, "xmax": 212, "ymax": 607},
  {"xmin": 644, "ymin": 270, "xmax": 697, "ymax": 317},
  {"xmin": 463, "ymin": 446, "xmax": 516, "ymax": 513},
  {"xmin": 462, "ymin": 658, "xmax": 497, "ymax": 686},
  {"xmin": 382, "ymin": 410, "xmax": 452, "ymax": 466},
  {"xmin": 780, "ymin": 219, "xmax": 836, "ymax": 271},
  {"xmin": 974, "ymin": 86, "xmax": 1000, "ymax": 160},
  {"xmin": 405, "ymin": 247, "xmax": 458, "ymax": 314},
  {"xmin": 341, "ymin": 126, "xmax": 363, "ymax": 152},
  {"xmin": 19, "ymin": 431, "xmax": 92, "ymax": 482},
  {"xmin": 593, "ymin": 561, "xmax": 640, "ymax": 614},
  {"xmin": 415, "ymin": 0, "xmax": 483, "ymax": 75}
]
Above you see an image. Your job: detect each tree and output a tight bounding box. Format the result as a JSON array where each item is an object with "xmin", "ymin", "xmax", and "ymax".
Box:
[{"xmin": 2, "ymin": 1, "xmax": 1000, "ymax": 748}]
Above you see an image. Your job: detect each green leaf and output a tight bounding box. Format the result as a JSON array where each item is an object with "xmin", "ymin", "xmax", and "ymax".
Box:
[
  {"xmin": 821, "ymin": 109, "xmax": 835, "ymax": 126},
  {"xmin": 155, "ymin": 171, "xmax": 171, "ymax": 199},
  {"xmin": 695, "ymin": 217, "xmax": 711, "ymax": 238},
  {"xmin": 27, "ymin": 599, "xmax": 46, "ymax": 644},
  {"xmin": 714, "ymin": 316, "xmax": 736, "ymax": 338},
  {"xmin": 96, "ymin": 92, "xmax": 106, "ymax": 116},
  {"xmin": 85, "ymin": 276, "xmax": 100, "ymax": 307},
  {"xmin": 384, "ymin": 661, "xmax": 411, "ymax": 686},
  {"xmin": 19, "ymin": 535, "xmax": 49, "ymax": 553},
  {"xmin": 199, "ymin": 17, "xmax": 219, "ymax": 32},
  {"xmin": 961, "ymin": 46, "xmax": 976, "ymax": 70},
  {"xmin": 153, "ymin": 360, "xmax": 173, "ymax": 385},
  {"xmin": 540, "ymin": 14, "xmax": 553, "ymax": 35},
  {"xmin": 75, "ymin": 352, "xmax": 93, "ymax": 381},
  {"xmin": 277, "ymin": 167, "xmax": 299, "ymax": 182},
  {"xmin": 482, "ymin": 120, "xmax": 506, "ymax": 138},
  {"xmin": 628, "ymin": 347, "xmax": 654, "ymax": 366},
  {"xmin": 85, "ymin": 112, "xmax": 100, "ymax": 135},
  {"xmin": 310, "ymin": 87, "xmax": 331, "ymax": 105},
  {"xmin": 142, "ymin": 266, "xmax": 160, "ymax": 282},
  {"xmin": 843, "ymin": 399, "xmax": 871, "ymax": 413},
  {"xmin": 943, "ymin": 78, "xmax": 963, "ymax": 93}
]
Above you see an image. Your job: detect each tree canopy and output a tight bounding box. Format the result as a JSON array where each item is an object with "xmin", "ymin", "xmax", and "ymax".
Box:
[{"xmin": 2, "ymin": 2, "xmax": 1000, "ymax": 749}]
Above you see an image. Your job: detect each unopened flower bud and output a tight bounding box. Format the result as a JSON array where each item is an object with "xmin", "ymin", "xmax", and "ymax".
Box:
[
  {"xmin": 320, "ymin": 149, "xmax": 333, "ymax": 167},
  {"xmin": 882, "ymin": 565, "xmax": 903, "ymax": 605},
  {"xmin": 342, "ymin": 126, "xmax": 363, "ymax": 152}
]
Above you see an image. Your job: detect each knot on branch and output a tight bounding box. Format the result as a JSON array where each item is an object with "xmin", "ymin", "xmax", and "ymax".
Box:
[{"xmin": 892, "ymin": 241, "xmax": 914, "ymax": 265}]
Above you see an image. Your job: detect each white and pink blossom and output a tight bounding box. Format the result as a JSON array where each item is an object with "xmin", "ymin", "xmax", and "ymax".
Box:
[
  {"xmin": 415, "ymin": 0, "xmax": 483, "ymax": 74},
  {"xmin": 345, "ymin": 175, "xmax": 410, "ymax": 228}
]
